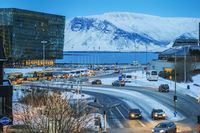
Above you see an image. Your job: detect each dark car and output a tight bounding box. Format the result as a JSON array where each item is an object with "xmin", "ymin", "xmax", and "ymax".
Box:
[
  {"xmin": 152, "ymin": 122, "xmax": 176, "ymax": 133},
  {"xmin": 92, "ymin": 79, "xmax": 102, "ymax": 85},
  {"xmin": 112, "ymin": 80, "xmax": 125, "ymax": 86},
  {"xmin": 158, "ymin": 84, "xmax": 169, "ymax": 92},
  {"xmin": 128, "ymin": 109, "xmax": 142, "ymax": 119},
  {"xmin": 151, "ymin": 109, "xmax": 166, "ymax": 120}
]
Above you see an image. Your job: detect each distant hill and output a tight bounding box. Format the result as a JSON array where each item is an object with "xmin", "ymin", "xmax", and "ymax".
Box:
[{"xmin": 64, "ymin": 12, "xmax": 200, "ymax": 52}]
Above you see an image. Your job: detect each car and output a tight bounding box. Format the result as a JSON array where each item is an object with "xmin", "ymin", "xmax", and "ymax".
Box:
[
  {"xmin": 112, "ymin": 80, "xmax": 125, "ymax": 86},
  {"xmin": 158, "ymin": 84, "xmax": 169, "ymax": 92},
  {"xmin": 151, "ymin": 109, "xmax": 166, "ymax": 120},
  {"xmin": 128, "ymin": 109, "xmax": 142, "ymax": 119},
  {"xmin": 92, "ymin": 79, "xmax": 102, "ymax": 85},
  {"xmin": 152, "ymin": 122, "xmax": 176, "ymax": 133},
  {"xmin": 125, "ymin": 75, "xmax": 132, "ymax": 83}
]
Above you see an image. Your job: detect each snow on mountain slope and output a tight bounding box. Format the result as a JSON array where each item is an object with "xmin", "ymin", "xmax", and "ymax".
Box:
[{"xmin": 64, "ymin": 12, "xmax": 200, "ymax": 52}]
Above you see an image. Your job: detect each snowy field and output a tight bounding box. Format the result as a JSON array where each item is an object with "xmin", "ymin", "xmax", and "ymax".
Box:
[{"xmin": 100, "ymin": 70, "xmax": 200, "ymax": 100}]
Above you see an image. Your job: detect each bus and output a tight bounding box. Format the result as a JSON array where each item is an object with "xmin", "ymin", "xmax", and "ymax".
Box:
[
  {"xmin": 8, "ymin": 72, "xmax": 24, "ymax": 85},
  {"xmin": 146, "ymin": 70, "xmax": 158, "ymax": 81},
  {"xmin": 24, "ymin": 72, "xmax": 38, "ymax": 81}
]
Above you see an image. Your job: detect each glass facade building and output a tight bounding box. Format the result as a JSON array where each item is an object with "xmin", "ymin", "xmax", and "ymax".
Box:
[{"xmin": 0, "ymin": 8, "xmax": 65, "ymax": 64}]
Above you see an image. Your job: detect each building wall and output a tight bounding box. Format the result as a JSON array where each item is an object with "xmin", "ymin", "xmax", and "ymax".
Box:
[
  {"xmin": 150, "ymin": 60, "xmax": 174, "ymax": 72},
  {"xmin": 0, "ymin": 8, "xmax": 65, "ymax": 61},
  {"xmin": 150, "ymin": 59, "xmax": 200, "ymax": 73}
]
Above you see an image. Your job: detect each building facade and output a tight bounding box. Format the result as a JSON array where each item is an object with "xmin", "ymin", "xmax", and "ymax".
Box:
[
  {"xmin": 0, "ymin": 36, "xmax": 13, "ymax": 130},
  {"xmin": 0, "ymin": 8, "xmax": 65, "ymax": 66}
]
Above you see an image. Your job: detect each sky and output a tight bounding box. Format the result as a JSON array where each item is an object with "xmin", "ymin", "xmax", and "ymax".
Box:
[{"xmin": 0, "ymin": 0, "xmax": 200, "ymax": 19}]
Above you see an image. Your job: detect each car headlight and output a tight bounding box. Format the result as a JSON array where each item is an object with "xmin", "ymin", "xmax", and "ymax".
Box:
[
  {"xmin": 131, "ymin": 114, "xmax": 135, "ymax": 117},
  {"xmin": 152, "ymin": 129, "xmax": 155, "ymax": 132},
  {"xmin": 159, "ymin": 130, "xmax": 165, "ymax": 133},
  {"xmin": 154, "ymin": 114, "xmax": 158, "ymax": 117},
  {"xmin": 163, "ymin": 114, "xmax": 166, "ymax": 116}
]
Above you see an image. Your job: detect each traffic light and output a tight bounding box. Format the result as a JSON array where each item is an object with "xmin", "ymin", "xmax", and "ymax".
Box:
[
  {"xmin": 174, "ymin": 95, "xmax": 177, "ymax": 102},
  {"xmin": 198, "ymin": 115, "xmax": 200, "ymax": 124}
]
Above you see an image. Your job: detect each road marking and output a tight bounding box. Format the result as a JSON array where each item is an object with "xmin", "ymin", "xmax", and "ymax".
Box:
[
  {"xmin": 137, "ymin": 120, "xmax": 146, "ymax": 127},
  {"xmin": 116, "ymin": 107, "xmax": 126, "ymax": 120},
  {"xmin": 110, "ymin": 110, "xmax": 124, "ymax": 128}
]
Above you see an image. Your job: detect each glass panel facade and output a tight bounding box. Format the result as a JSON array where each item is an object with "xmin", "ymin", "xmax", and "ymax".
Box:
[
  {"xmin": 0, "ymin": 8, "xmax": 65, "ymax": 61},
  {"xmin": 0, "ymin": 97, "xmax": 2, "ymax": 115}
]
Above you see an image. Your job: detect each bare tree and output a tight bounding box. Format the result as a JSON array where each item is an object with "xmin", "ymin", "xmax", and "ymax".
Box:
[{"xmin": 13, "ymin": 89, "xmax": 94, "ymax": 133}]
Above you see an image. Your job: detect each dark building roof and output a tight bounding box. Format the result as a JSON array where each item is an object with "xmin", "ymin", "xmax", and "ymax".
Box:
[
  {"xmin": 173, "ymin": 39, "xmax": 198, "ymax": 47},
  {"xmin": 0, "ymin": 36, "xmax": 6, "ymax": 61},
  {"xmin": 159, "ymin": 39, "xmax": 200, "ymax": 58},
  {"xmin": 159, "ymin": 47, "xmax": 188, "ymax": 57}
]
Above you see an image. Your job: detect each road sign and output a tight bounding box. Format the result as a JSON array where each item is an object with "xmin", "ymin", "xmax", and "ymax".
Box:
[
  {"xmin": 118, "ymin": 75, "xmax": 122, "ymax": 81},
  {"xmin": 174, "ymin": 112, "xmax": 177, "ymax": 117},
  {"xmin": 0, "ymin": 116, "xmax": 11, "ymax": 125}
]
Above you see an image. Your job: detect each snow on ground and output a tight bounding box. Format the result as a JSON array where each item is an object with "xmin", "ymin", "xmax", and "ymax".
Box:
[
  {"xmin": 87, "ymin": 113, "xmax": 110, "ymax": 131},
  {"xmin": 83, "ymin": 87, "xmax": 184, "ymax": 122},
  {"xmin": 100, "ymin": 70, "xmax": 200, "ymax": 100},
  {"xmin": 4, "ymin": 67, "xmax": 44, "ymax": 75},
  {"xmin": 13, "ymin": 85, "xmax": 93, "ymax": 102}
]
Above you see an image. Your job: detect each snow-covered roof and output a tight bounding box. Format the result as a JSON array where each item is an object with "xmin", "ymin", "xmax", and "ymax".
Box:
[
  {"xmin": 173, "ymin": 39, "xmax": 198, "ymax": 47},
  {"xmin": 159, "ymin": 45, "xmax": 200, "ymax": 57}
]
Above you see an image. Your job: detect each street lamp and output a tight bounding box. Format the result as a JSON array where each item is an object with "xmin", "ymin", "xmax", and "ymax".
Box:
[
  {"xmin": 173, "ymin": 47, "xmax": 181, "ymax": 116},
  {"xmin": 41, "ymin": 40, "xmax": 48, "ymax": 69}
]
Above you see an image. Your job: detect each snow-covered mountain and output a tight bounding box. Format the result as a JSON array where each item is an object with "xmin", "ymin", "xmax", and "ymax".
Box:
[{"xmin": 64, "ymin": 12, "xmax": 200, "ymax": 52}]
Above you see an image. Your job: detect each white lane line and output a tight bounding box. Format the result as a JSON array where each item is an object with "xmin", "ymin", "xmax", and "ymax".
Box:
[
  {"xmin": 116, "ymin": 106, "xmax": 126, "ymax": 120},
  {"xmin": 110, "ymin": 110, "xmax": 124, "ymax": 128},
  {"xmin": 137, "ymin": 120, "xmax": 146, "ymax": 127}
]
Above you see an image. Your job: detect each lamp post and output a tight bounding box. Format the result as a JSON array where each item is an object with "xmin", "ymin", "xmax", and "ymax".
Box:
[
  {"xmin": 174, "ymin": 48, "xmax": 178, "ymax": 116},
  {"xmin": 145, "ymin": 44, "xmax": 148, "ymax": 65},
  {"xmin": 41, "ymin": 40, "xmax": 48, "ymax": 69}
]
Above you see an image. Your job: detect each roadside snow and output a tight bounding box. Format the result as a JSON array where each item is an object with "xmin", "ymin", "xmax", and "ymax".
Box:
[
  {"xmin": 100, "ymin": 70, "xmax": 200, "ymax": 100},
  {"xmin": 83, "ymin": 87, "xmax": 185, "ymax": 122},
  {"xmin": 4, "ymin": 67, "xmax": 44, "ymax": 75}
]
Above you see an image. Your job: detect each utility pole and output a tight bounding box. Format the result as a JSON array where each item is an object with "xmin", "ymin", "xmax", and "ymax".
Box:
[
  {"xmin": 145, "ymin": 44, "xmax": 148, "ymax": 66},
  {"xmin": 184, "ymin": 47, "xmax": 187, "ymax": 83},
  {"xmin": 174, "ymin": 49, "xmax": 177, "ymax": 116},
  {"xmin": 103, "ymin": 111, "xmax": 107, "ymax": 132}
]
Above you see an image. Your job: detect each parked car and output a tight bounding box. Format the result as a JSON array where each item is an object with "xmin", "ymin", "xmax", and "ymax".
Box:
[
  {"xmin": 92, "ymin": 79, "xmax": 102, "ymax": 85},
  {"xmin": 152, "ymin": 122, "xmax": 176, "ymax": 133},
  {"xmin": 158, "ymin": 84, "xmax": 170, "ymax": 92},
  {"xmin": 151, "ymin": 109, "xmax": 166, "ymax": 120},
  {"xmin": 112, "ymin": 80, "xmax": 125, "ymax": 86},
  {"xmin": 128, "ymin": 108, "xmax": 142, "ymax": 119}
]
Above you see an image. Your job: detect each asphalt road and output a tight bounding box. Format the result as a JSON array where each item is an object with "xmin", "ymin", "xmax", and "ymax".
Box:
[{"xmin": 82, "ymin": 85, "xmax": 200, "ymax": 133}]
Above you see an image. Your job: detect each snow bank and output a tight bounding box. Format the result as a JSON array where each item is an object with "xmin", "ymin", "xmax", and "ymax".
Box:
[
  {"xmin": 100, "ymin": 70, "xmax": 200, "ymax": 100},
  {"xmin": 83, "ymin": 87, "xmax": 184, "ymax": 122}
]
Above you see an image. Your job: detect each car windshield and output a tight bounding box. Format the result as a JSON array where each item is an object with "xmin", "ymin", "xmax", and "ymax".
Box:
[
  {"xmin": 130, "ymin": 109, "xmax": 140, "ymax": 113},
  {"xmin": 156, "ymin": 123, "xmax": 167, "ymax": 128},
  {"xmin": 155, "ymin": 109, "xmax": 164, "ymax": 113},
  {"xmin": 151, "ymin": 71, "xmax": 157, "ymax": 75},
  {"xmin": 164, "ymin": 85, "xmax": 169, "ymax": 88},
  {"xmin": 126, "ymin": 75, "xmax": 132, "ymax": 78}
]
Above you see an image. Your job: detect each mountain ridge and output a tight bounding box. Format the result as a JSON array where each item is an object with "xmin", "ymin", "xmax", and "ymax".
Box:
[{"xmin": 64, "ymin": 12, "xmax": 199, "ymax": 52}]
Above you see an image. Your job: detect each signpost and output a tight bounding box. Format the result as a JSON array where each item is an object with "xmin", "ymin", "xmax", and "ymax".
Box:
[
  {"xmin": 0, "ymin": 116, "xmax": 11, "ymax": 125},
  {"xmin": 118, "ymin": 75, "xmax": 122, "ymax": 81}
]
